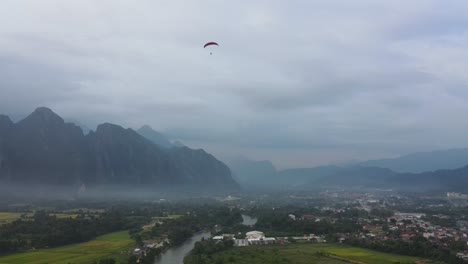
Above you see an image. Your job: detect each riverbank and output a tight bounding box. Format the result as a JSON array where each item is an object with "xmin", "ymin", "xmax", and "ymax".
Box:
[
  {"xmin": 153, "ymin": 231, "xmax": 211, "ymax": 264},
  {"xmin": 182, "ymin": 215, "xmax": 257, "ymax": 264}
]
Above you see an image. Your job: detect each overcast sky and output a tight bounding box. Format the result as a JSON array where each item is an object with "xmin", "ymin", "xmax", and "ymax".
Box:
[{"xmin": 1, "ymin": 1, "xmax": 468, "ymax": 168}]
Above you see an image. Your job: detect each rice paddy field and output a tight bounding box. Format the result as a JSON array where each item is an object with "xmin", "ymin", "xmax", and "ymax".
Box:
[
  {"xmin": 185, "ymin": 243, "xmax": 432, "ymax": 264},
  {"xmin": 0, "ymin": 231, "xmax": 135, "ymax": 264},
  {"xmin": 0, "ymin": 212, "xmax": 24, "ymax": 224}
]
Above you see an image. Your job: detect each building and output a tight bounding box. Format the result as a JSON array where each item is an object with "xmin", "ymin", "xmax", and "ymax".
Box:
[
  {"xmin": 235, "ymin": 239, "xmax": 249, "ymax": 247},
  {"xmin": 394, "ymin": 212, "xmax": 426, "ymax": 220},
  {"xmin": 302, "ymin": 214, "xmax": 315, "ymax": 220},
  {"xmin": 248, "ymin": 237, "xmax": 276, "ymax": 245},
  {"xmin": 132, "ymin": 248, "xmax": 142, "ymax": 256},
  {"xmin": 246, "ymin": 231, "xmax": 265, "ymax": 240},
  {"xmin": 222, "ymin": 233, "xmax": 235, "ymax": 239}
]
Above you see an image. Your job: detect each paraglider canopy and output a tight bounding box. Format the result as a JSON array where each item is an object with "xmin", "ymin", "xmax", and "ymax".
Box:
[
  {"xmin": 204, "ymin": 42, "xmax": 219, "ymax": 48},
  {"xmin": 204, "ymin": 42, "xmax": 219, "ymax": 55}
]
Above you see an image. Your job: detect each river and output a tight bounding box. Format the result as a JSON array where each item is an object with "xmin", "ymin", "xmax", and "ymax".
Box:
[
  {"xmin": 153, "ymin": 231, "xmax": 211, "ymax": 264},
  {"xmin": 153, "ymin": 215, "xmax": 256, "ymax": 264},
  {"xmin": 241, "ymin": 214, "xmax": 258, "ymax": 226}
]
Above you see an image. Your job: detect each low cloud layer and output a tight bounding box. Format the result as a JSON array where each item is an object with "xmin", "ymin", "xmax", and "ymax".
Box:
[{"xmin": 1, "ymin": 0, "xmax": 468, "ymax": 168}]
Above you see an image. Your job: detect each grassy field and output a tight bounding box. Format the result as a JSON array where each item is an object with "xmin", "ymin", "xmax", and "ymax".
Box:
[
  {"xmin": 51, "ymin": 213, "xmax": 79, "ymax": 219},
  {"xmin": 152, "ymin": 214, "xmax": 183, "ymax": 220},
  {"xmin": 168, "ymin": 214, "xmax": 183, "ymax": 219},
  {"xmin": 186, "ymin": 243, "xmax": 426, "ymax": 264},
  {"xmin": 322, "ymin": 244, "xmax": 421, "ymax": 264},
  {"xmin": 0, "ymin": 212, "xmax": 26, "ymax": 225},
  {"xmin": 0, "ymin": 231, "xmax": 135, "ymax": 264}
]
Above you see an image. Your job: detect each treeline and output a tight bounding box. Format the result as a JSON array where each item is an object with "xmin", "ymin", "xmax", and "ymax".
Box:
[
  {"xmin": 0, "ymin": 210, "xmax": 126, "ymax": 255},
  {"xmin": 149, "ymin": 207, "xmax": 242, "ymax": 246},
  {"xmin": 345, "ymin": 235, "xmax": 465, "ymax": 264},
  {"xmin": 151, "ymin": 216, "xmax": 201, "ymax": 246},
  {"xmin": 255, "ymin": 211, "xmax": 361, "ymax": 236},
  {"xmin": 192, "ymin": 206, "xmax": 243, "ymax": 228},
  {"xmin": 127, "ymin": 247, "xmax": 164, "ymax": 264},
  {"xmin": 127, "ymin": 206, "xmax": 243, "ymax": 264},
  {"xmin": 184, "ymin": 239, "xmax": 234, "ymax": 264}
]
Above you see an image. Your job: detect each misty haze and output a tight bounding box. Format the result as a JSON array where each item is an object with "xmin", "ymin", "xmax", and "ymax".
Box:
[{"xmin": 1, "ymin": 1, "xmax": 468, "ymax": 264}]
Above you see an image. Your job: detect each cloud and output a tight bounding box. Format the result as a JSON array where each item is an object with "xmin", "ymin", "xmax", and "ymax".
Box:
[{"xmin": 1, "ymin": 0, "xmax": 468, "ymax": 167}]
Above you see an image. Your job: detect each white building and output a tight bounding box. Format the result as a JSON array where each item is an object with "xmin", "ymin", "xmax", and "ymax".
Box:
[
  {"xmin": 246, "ymin": 231, "xmax": 265, "ymax": 240},
  {"xmin": 235, "ymin": 239, "xmax": 249, "ymax": 247},
  {"xmin": 394, "ymin": 212, "xmax": 426, "ymax": 220}
]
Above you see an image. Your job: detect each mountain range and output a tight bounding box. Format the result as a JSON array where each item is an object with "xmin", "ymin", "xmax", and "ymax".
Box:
[
  {"xmin": 2, "ymin": 107, "xmax": 467, "ymax": 192},
  {"xmin": 0, "ymin": 107, "xmax": 237, "ymax": 188},
  {"xmin": 309, "ymin": 165, "xmax": 468, "ymax": 192},
  {"xmin": 227, "ymin": 158, "xmax": 277, "ymax": 186},
  {"xmin": 228, "ymin": 158, "xmax": 343, "ymax": 188},
  {"xmin": 358, "ymin": 148, "xmax": 468, "ymax": 173},
  {"xmin": 230, "ymin": 152, "xmax": 468, "ymax": 191}
]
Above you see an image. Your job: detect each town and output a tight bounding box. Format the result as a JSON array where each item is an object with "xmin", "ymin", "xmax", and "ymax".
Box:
[
  {"xmin": 1, "ymin": 190, "xmax": 467, "ymax": 263},
  {"xmin": 124, "ymin": 190, "xmax": 468, "ymax": 263}
]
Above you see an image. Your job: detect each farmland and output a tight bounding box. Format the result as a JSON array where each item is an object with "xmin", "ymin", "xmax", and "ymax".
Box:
[
  {"xmin": 0, "ymin": 231, "xmax": 135, "ymax": 264},
  {"xmin": 0, "ymin": 212, "xmax": 24, "ymax": 224},
  {"xmin": 185, "ymin": 243, "xmax": 428, "ymax": 264}
]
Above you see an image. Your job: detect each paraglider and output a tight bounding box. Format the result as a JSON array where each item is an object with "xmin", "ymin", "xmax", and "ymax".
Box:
[{"xmin": 204, "ymin": 42, "xmax": 219, "ymax": 55}]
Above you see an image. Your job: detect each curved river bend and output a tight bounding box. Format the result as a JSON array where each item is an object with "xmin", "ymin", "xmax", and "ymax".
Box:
[
  {"xmin": 153, "ymin": 231, "xmax": 211, "ymax": 264},
  {"xmin": 154, "ymin": 215, "xmax": 257, "ymax": 264}
]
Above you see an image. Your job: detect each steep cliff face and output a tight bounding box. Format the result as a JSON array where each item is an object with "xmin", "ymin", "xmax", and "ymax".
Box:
[
  {"xmin": 0, "ymin": 107, "xmax": 238, "ymax": 188},
  {"xmin": 137, "ymin": 125, "xmax": 238, "ymax": 187},
  {"xmin": 0, "ymin": 115, "xmax": 13, "ymax": 132},
  {"xmin": 1, "ymin": 108, "xmax": 86, "ymax": 184},
  {"xmin": 169, "ymin": 147, "xmax": 238, "ymax": 186},
  {"xmin": 0, "ymin": 115, "xmax": 14, "ymax": 180},
  {"xmin": 86, "ymin": 123, "xmax": 185, "ymax": 184}
]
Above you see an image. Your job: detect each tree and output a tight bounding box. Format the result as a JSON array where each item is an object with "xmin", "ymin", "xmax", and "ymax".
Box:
[
  {"xmin": 127, "ymin": 255, "xmax": 137, "ymax": 264},
  {"xmin": 98, "ymin": 258, "xmax": 116, "ymax": 264}
]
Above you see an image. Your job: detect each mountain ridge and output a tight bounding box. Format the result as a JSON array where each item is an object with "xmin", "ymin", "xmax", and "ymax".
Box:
[
  {"xmin": 359, "ymin": 148, "xmax": 468, "ymax": 173},
  {"xmin": 137, "ymin": 125, "xmax": 174, "ymax": 149},
  {"xmin": 0, "ymin": 107, "xmax": 238, "ymax": 188},
  {"xmin": 230, "ymin": 146, "xmax": 468, "ymax": 191}
]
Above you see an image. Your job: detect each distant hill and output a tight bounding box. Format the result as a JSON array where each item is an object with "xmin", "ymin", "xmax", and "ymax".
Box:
[
  {"xmin": 137, "ymin": 125, "xmax": 173, "ymax": 148},
  {"xmin": 391, "ymin": 166, "xmax": 468, "ymax": 191},
  {"xmin": 228, "ymin": 153, "xmax": 468, "ymax": 191},
  {"xmin": 227, "ymin": 158, "xmax": 343, "ymax": 188},
  {"xmin": 307, "ymin": 165, "xmax": 468, "ymax": 192},
  {"xmin": 0, "ymin": 107, "xmax": 238, "ymax": 188},
  {"xmin": 277, "ymin": 166, "xmax": 343, "ymax": 186},
  {"xmin": 359, "ymin": 148, "xmax": 468, "ymax": 173},
  {"xmin": 227, "ymin": 158, "xmax": 277, "ymax": 186},
  {"xmin": 311, "ymin": 167, "xmax": 398, "ymax": 188}
]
